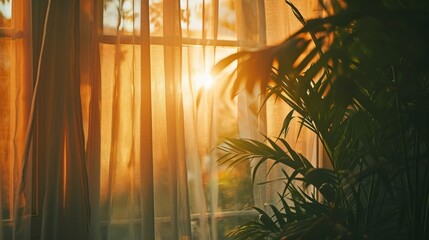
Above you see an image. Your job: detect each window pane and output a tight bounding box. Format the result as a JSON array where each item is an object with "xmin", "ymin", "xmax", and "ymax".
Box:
[
  {"xmin": 180, "ymin": 0, "xmax": 203, "ymax": 38},
  {"xmin": 217, "ymin": 0, "xmax": 236, "ymax": 40},
  {"xmin": 0, "ymin": 0, "xmax": 12, "ymax": 27},
  {"xmin": 103, "ymin": 0, "xmax": 141, "ymax": 35},
  {"xmin": 180, "ymin": 0, "xmax": 236, "ymax": 40},
  {"xmin": 102, "ymin": 0, "xmax": 237, "ymax": 39},
  {"xmin": 0, "ymin": 39, "xmax": 12, "ymax": 220},
  {"xmin": 149, "ymin": 0, "xmax": 162, "ymax": 36}
]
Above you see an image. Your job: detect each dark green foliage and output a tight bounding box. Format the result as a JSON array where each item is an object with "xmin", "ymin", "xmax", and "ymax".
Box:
[{"xmin": 214, "ymin": 0, "xmax": 429, "ymax": 239}]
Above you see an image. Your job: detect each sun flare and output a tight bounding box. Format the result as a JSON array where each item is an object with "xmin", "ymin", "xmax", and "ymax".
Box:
[{"xmin": 196, "ymin": 73, "xmax": 213, "ymax": 89}]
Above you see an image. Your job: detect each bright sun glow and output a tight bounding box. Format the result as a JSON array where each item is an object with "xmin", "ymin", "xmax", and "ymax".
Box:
[
  {"xmin": 196, "ymin": 73, "xmax": 213, "ymax": 89},
  {"xmin": 0, "ymin": 1, "xmax": 12, "ymax": 20}
]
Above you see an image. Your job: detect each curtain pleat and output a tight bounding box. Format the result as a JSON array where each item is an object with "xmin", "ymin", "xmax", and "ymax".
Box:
[
  {"xmin": 8, "ymin": 0, "xmax": 33, "ymax": 239},
  {"xmin": 160, "ymin": 0, "xmax": 191, "ymax": 238},
  {"xmin": 80, "ymin": 0, "xmax": 103, "ymax": 239},
  {"xmin": 235, "ymin": 0, "xmax": 268, "ymax": 210},
  {"xmin": 261, "ymin": 0, "xmax": 324, "ymax": 208},
  {"xmin": 30, "ymin": 1, "xmax": 90, "ymax": 239}
]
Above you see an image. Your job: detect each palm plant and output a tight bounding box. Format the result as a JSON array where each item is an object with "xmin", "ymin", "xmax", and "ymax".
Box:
[{"xmin": 213, "ymin": 0, "xmax": 429, "ymax": 239}]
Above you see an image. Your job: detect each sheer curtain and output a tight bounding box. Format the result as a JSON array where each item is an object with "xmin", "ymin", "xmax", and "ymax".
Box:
[
  {"xmin": 258, "ymin": 0, "xmax": 324, "ymax": 210},
  {"xmin": 0, "ymin": 0, "xmax": 321, "ymax": 239},
  {"xmin": 0, "ymin": 0, "xmax": 33, "ymax": 239}
]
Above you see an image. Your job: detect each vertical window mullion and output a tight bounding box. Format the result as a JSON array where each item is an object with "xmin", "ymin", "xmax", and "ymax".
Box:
[{"xmin": 139, "ymin": 0, "xmax": 155, "ymax": 239}]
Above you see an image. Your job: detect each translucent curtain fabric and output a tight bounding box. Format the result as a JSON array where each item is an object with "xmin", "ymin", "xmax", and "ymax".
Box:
[
  {"xmin": 1, "ymin": 1, "xmax": 323, "ymax": 240},
  {"xmin": 80, "ymin": 0, "xmax": 103, "ymax": 239},
  {"xmin": 181, "ymin": 1, "xmax": 267, "ymax": 239},
  {"xmin": 0, "ymin": 0, "xmax": 33, "ymax": 239},
  {"xmin": 260, "ymin": 0, "xmax": 325, "ymax": 207},
  {"xmin": 82, "ymin": 0, "xmax": 192, "ymax": 238},
  {"xmin": 89, "ymin": 0, "xmax": 269, "ymax": 239}
]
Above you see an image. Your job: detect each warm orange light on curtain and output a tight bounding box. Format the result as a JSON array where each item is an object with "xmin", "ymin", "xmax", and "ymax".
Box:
[{"xmin": 0, "ymin": 1, "xmax": 324, "ymax": 240}]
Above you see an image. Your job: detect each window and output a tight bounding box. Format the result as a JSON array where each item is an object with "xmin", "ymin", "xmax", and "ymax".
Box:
[
  {"xmin": 1, "ymin": 1, "xmax": 322, "ymax": 239},
  {"xmin": 99, "ymin": 0, "xmax": 261, "ymax": 238}
]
